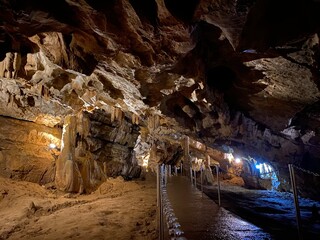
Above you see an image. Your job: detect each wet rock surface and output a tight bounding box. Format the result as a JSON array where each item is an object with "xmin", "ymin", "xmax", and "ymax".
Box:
[{"xmin": 204, "ymin": 180, "xmax": 320, "ymax": 240}]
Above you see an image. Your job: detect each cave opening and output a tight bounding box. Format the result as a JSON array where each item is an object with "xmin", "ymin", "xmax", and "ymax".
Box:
[
  {"xmin": 129, "ymin": 0, "xmax": 159, "ymax": 26},
  {"xmin": 206, "ymin": 66, "xmax": 236, "ymax": 92},
  {"xmin": 164, "ymin": 0, "xmax": 199, "ymax": 23}
]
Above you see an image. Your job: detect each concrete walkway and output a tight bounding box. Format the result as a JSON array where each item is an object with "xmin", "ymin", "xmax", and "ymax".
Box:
[{"xmin": 166, "ymin": 176, "xmax": 273, "ymax": 240}]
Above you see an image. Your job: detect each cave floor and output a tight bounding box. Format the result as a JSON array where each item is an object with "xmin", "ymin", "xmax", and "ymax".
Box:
[
  {"xmin": 0, "ymin": 175, "xmax": 158, "ymax": 240},
  {"xmin": 1, "ymin": 174, "xmax": 319, "ymax": 240}
]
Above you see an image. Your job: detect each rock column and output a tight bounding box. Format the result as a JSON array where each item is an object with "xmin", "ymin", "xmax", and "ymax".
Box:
[{"xmin": 55, "ymin": 115, "xmax": 83, "ymax": 193}]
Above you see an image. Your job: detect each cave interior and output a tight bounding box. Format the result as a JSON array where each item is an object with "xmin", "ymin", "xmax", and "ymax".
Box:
[{"xmin": 1, "ymin": 0, "xmax": 320, "ymax": 239}]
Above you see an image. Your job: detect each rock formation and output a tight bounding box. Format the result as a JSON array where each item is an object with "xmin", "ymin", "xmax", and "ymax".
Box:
[{"xmin": 0, "ymin": 0, "xmax": 320, "ymax": 198}]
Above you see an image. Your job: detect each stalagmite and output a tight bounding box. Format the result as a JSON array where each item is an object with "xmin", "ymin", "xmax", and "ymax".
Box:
[
  {"xmin": 13, "ymin": 52, "xmax": 21, "ymax": 79},
  {"xmin": 0, "ymin": 57, "xmax": 5, "ymax": 77},
  {"xmin": 55, "ymin": 115, "xmax": 83, "ymax": 193},
  {"xmin": 4, "ymin": 52, "xmax": 14, "ymax": 78}
]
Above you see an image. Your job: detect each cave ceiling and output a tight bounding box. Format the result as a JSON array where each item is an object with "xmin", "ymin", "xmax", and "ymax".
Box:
[{"xmin": 1, "ymin": 0, "xmax": 320, "ymax": 165}]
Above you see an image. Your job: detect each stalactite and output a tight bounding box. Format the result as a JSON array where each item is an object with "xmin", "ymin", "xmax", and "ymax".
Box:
[
  {"xmin": 112, "ymin": 107, "xmax": 124, "ymax": 124},
  {"xmin": 205, "ymin": 153, "xmax": 211, "ymax": 167},
  {"xmin": 111, "ymin": 106, "xmax": 115, "ymax": 122},
  {"xmin": 147, "ymin": 115, "xmax": 154, "ymax": 130},
  {"xmin": 41, "ymin": 85, "xmax": 49, "ymax": 100},
  {"xmin": 115, "ymin": 107, "xmax": 119, "ymax": 120},
  {"xmin": 76, "ymin": 110, "xmax": 90, "ymax": 139},
  {"xmin": 117, "ymin": 108, "xmax": 123, "ymax": 124},
  {"xmin": 103, "ymin": 162, "xmax": 107, "ymax": 175},
  {"xmin": 182, "ymin": 136, "xmax": 191, "ymax": 176},
  {"xmin": 154, "ymin": 114, "xmax": 160, "ymax": 129},
  {"xmin": 147, "ymin": 114, "xmax": 160, "ymax": 131},
  {"xmin": 132, "ymin": 113, "xmax": 139, "ymax": 125},
  {"xmin": 150, "ymin": 141, "xmax": 157, "ymax": 166}
]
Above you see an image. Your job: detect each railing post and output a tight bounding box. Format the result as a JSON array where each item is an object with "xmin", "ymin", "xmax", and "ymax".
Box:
[
  {"xmin": 157, "ymin": 164, "xmax": 160, "ymax": 208},
  {"xmin": 200, "ymin": 165, "xmax": 203, "ymax": 197},
  {"xmin": 164, "ymin": 165, "xmax": 167, "ymax": 186},
  {"xmin": 288, "ymin": 164, "xmax": 303, "ymax": 240},
  {"xmin": 216, "ymin": 165, "xmax": 221, "ymax": 206},
  {"xmin": 157, "ymin": 164, "xmax": 164, "ymax": 240},
  {"xmin": 181, "ymin": 163, "xmax": 183, "ymax": 175}
]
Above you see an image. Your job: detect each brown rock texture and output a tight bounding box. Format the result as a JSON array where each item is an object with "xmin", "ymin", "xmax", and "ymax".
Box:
[
  {"xmin": 0, "ymin": 0, "xmax": 320, "ymax": 197},
  {"xmin": 0, "ymin": 115, "xmax": 61, "ymax": 184}
]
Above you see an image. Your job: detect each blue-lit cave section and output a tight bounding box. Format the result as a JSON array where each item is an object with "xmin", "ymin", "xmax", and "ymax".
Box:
[
  {"xmin": 255, "ymin": 162, "xmax": 280, "ymax": 190},
  {"xmin": 223, "ymin": 153, "xmax": 280, "ymax": 190}
]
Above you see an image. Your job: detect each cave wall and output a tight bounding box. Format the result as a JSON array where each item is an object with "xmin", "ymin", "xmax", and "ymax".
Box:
[
  {"xmin": 55, "ymin": 109, "xmax": 141, "ymax": 193},
  {"xmin": 0, "ymin": 108, "xmax": 141, "ymax": 193},
  {"xmin": 86, "ymin": 109, "xmax": 141, "ymax": 178},
  {"xmin": 0, "ymin": 115, "xmax": 61, "ymax": 184}
]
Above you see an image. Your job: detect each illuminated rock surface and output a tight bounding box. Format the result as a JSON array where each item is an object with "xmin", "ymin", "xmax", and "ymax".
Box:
[{"xmin": 0, "ymin": 0, "xmax": 320, "ymax": 239}]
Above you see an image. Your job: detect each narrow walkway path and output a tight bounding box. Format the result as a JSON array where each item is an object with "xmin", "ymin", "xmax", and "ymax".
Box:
[{"xmin": 166, "ymin": 175, "xmax": 273, "ymax": 240}]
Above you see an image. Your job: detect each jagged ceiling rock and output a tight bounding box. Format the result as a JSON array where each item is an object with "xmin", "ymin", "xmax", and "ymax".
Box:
[{"xmin": 1, "ymin": 0, "xmax": 320, "ymax": 194}]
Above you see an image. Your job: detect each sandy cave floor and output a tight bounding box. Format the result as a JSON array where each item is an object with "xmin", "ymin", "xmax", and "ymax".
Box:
[
  {"xmin": 0, "ymin": 175, "xmax": 158, "ymax": 240},
  {"xmin": 1, "ymin": 173, "xmax": 320, "ymax": 240}
]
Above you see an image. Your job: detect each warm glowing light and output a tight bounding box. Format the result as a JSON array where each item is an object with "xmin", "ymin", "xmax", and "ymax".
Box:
[
  {"xmin": 235, "ymin": 158, "xmax": 241, "ymax": 164},
  {"xmin": 142, "ymin": 153, "xmax": 150, "ymax": 167},
  {"xmin": 49, "ymin": 143, "xmax": 57, "ymax": 149},
  {"xmin": 225, "ymin": 153, "xmax": 233, "ymax": 161}
]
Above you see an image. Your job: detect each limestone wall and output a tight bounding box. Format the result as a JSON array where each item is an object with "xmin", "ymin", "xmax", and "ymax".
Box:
[
  {"xmin": 87, "ymin": 109, "xmax": 140, "ymax": 178},
  {"xmin": 0, "ymin": 116, "xmax": 61, "ymax": 184}
]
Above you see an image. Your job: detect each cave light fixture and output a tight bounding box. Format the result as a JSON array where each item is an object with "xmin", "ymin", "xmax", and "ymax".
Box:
[
  {"xmin": 142, "ymin": 153, "xmax": 150, "ymax": 168},
  {"xmin": 255, "ymin": 163, "xmax": 261, "ymax": 169},
  {"xmin": 225, "ymin": 153, "xmax": 233, "ymax": 163},
  {"xmin": 49, "ymin": 143, "xmax": 60, "ymax": 151},
  {"xmin": 49, "ymin": 143, "xmax": 57, "ymax": 149},
  {"xmin": 242, "ymin": 49, "xmax": 257, "ymax": 54},
  {"xmin": 235, "ymin": 157, "xmax": 242, "ymax": 164},
  {"xmin": 255, "ymin": 163, "xmax": 273, "ymax": 176}
]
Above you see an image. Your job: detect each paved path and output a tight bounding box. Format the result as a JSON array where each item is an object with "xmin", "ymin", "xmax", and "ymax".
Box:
[{"xmin": 166, "ymin": 176, "xmax": 273, "ymax": 240}]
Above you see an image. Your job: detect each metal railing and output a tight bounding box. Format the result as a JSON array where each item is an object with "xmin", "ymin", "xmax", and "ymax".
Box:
[
  {"xmin": 157, "ymin": 164, "xmax": 186, "ymax": 240},
  {"xmin": 288, "ymin": 164, "xmax": 320, "ymax": 240},
  {"xmin": 188, "ymin": 162, "xmax": 320, "ymax": 240}
]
